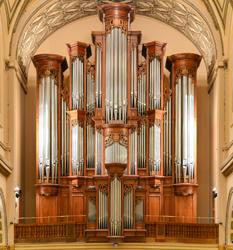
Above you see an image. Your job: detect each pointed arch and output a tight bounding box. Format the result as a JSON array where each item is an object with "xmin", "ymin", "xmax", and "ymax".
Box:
[{"xmin": 0, "ymin": 188, "xmax": 8, "ymax": 246}]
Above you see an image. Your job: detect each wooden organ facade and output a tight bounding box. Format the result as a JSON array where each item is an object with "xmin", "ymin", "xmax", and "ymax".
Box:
[{"xmin": 32, "ymin": 2, "xmax": 202, "ymax": 242}]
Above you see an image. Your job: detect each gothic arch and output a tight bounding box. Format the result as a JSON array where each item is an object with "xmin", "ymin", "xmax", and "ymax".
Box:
[
  {"xmin": 11, "ymin": 0, "xmax": 218, "ymax": 78},
  {"xmin": 0, "ymin": 188, "xmax": 8, "ymax": 246},
  {"xmin": 226, "ymin": 187, "xmax": 233, "ymax": 245}
]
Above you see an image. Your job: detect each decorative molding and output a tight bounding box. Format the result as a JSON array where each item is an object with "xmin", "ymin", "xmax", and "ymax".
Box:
[
  {"xmin": 3, "ymin": 0, "xmax": 21, "ymax": 29},
  {"xmin": 223, "ymin": 140, "xmax": 233, "ymax": 152},
  {"xmin": 221, "ymin": 152, "xmax": 233, "ymax": 176},
  {"xmin": 208, "ymin": 58, "xmax": 227, "ymax": 93},
  {"xmin": 16, "ymin": 0, "xmax": 217, "ymax": 80},
  {"xmin": 0, "ymin": 141, "xmax": 11, "ymax": 152},
  {"xmin": 5, "ymin": 59, "xmax": 27, "ymax": 94},
  {"xmin": 135, "ymin": 0, "xmax": 216, "ymax": 71},
  {"xmin": 0, "ymin": 154, "xmax": 11, "ymax": 176}
]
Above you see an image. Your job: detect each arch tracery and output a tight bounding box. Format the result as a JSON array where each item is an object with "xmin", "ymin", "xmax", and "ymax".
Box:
[{"xmin": 13, "ymin": 0, "xmax": 217, "ymax": 77}]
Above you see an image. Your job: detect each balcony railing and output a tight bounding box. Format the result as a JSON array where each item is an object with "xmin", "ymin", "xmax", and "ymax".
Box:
[{"xmin": 14, "ymin": 215, "xmax": 219, "ymax": 243}]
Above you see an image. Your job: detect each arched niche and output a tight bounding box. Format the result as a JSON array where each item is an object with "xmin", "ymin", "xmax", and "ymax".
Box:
[
  {"xmin": 226, "ymin": 188, "xmax": 233, "ymax": 245},
  {"xmin": 0, "ymin": 188, "xmax": 8, "ymax": 246}
]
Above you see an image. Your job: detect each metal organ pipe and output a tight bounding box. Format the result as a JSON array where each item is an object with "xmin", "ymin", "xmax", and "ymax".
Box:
[
  {"xmin": 124, "ymin": 187, "xmax": 133, "ymax": 229},
  {"xmin": 72, "ymin": 57, "xmax": 84, "ymax": 110},
  {"xmin": 105, "ymin": 142, "xmax": 127, "ymax": 164},
  {"xmin": 98, "ymin": 188, "xmax": 108, "ymax": 229},
  {"xmin": 138, "ymin": 124, "xmax": 146, "ymax": 169},
  {"xmin": 175, "ymin": 76, "xmax": 195, "ymax": 183},
  {"xmin": 149, "ymin": 122, "xmax": 161, "ymax": 175},
  {"xmin": 61, "ymin": 99, "xmax": 68, "ymax": 176},
  {"xmin": 138, "ymin": 68, "xmax": 146, "ymax": 116},
  {"xmin": 105, "ymin": 28, "xmax": 127, "ymax": 123},
  {"xmin": 38, "ymin": 77, "xmax": 45, "ymax": 181},
  {"xmin": 96, "ymin": 130, "xmax": 102, "ymax": 175},
  {"xmin": 96, "ymin": 46, "xmax": 102, "ymax": 108},
  {"xmin": 38, "ymin": 74, "xmax": 59, "ymax": 183},
  {"xmin": 149, "ymin": 58, "xmax": 161, "ymax": 110},
  {"xmin": 130, "ymin": 131, "xmax": 137, "ymax": 175},
  {"xmin": 131, "ymin": 47, "xmax": 137, "ymax": 108},
  {"xmin": 87, "ymin": 66, "xmax": 95, "ymax": 114},
  {"xmin": 110, "ymin": 177, "xmax": 121, "ymax": 236},
  {"xmin": 87, "ymin": 124, "xmax": 95, "ymax": 168},
  {"xmin": 164, "ymin": 98, "xmax": 172, "ymax": 176}
]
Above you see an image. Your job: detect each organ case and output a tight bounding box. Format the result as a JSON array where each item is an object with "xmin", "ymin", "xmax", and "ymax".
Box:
[{"xmin": 32, "ymin": 2, "xmax": 202, "ymax": 241}]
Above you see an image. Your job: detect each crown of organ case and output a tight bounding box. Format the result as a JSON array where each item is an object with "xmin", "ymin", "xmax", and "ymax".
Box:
[{"xmin": 32, "ymin": 2, "xmax": 202, "ymax": 241}]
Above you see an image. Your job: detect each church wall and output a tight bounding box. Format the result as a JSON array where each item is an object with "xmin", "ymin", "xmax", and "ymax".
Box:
[
  {"xmin": 25, "ymin": 15, "xmax": 211, "ymax": 219},
  {"xmin": 220, "ymin": 4, "xmax": 233, "ymax": 248}
]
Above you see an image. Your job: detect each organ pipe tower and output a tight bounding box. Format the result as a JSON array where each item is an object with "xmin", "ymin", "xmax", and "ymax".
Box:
[{"xmin": 32, "ymin": 2, "xmax": 202, "ymax": 241}]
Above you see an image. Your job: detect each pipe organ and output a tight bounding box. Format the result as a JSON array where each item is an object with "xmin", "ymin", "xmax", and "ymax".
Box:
[{"xmin": 33, "ymin": 2, "xmax": 202, "ymax": 241}]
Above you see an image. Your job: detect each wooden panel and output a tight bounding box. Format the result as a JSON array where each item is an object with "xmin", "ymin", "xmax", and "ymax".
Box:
[
  {"xmin": 163, "ymin": 196, "xmax": 173, "ymax": 216},
  {"xmin": 71, "ymin": 193, "xmax": 84, "ymax": 221},
  {"xmin": 175, "ymin": 195, "xmax": 196, "ymax": 222},
  {"xmin": 58, "ymin": 187, "xmax": 69, "ymax": 219},
  {"xmin": 36, "ymin": 194, "xmax": 57, "ymax": 223},
  {"xmin": 148, "ymin": 195, "xmax": 160, "ymax": 218}
]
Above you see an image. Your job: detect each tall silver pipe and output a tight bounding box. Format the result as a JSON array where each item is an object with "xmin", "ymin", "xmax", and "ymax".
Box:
[
  {"xmin": 106, "ymin": 34, "xmax": 110, "ymax": 123},
  {"xmin": 45, "ymin": 76, "xmax": 51, "ymax": 181},
  {"xmin": 182, "ymin": 76, "xmax": 188, "ymax": 181},
  {"xmin": 54, "ymin": 83, "xmax": 58, "ymax": 182},
  {"xmin": 110, "ymin": 30, "xmax": 114, "ymax": 121},
  {"xmin": 38, "ymin": 78, "xmax": 44, "ymax": 181}
]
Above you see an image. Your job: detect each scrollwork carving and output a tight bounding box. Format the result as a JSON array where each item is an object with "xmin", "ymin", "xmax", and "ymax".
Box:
[
  {"xmin": 105, "ymin": 134, "xmax": 114, "ymax": 147},
  {"xmin": 119, "ymin": 133, "xmax": 128, "ymax": 147}
]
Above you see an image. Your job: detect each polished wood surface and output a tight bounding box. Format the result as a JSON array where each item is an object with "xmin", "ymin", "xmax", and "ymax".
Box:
[
  {"xmin": 29, "ymin": 2, "xmax": 207, "ymax": 244},
  {"xmin": 15, "ymin": 222, "xmax": 218, "ymax": 244}
]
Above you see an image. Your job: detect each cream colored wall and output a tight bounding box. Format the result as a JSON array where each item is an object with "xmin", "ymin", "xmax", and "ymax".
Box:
[
  {"xmin": 26, "ymin": 14, "xmax": 211, "ymax": 218},
  {"xmin": 0, "ymin": 2, "xmax": 26, "ymax": 245},
  {"xmin": 218, "ymin": 3, "xmax": 233, "ymax": 247}
]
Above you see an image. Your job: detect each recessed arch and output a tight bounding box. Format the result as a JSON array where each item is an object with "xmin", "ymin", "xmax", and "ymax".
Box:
[
  {"xmin": 0, "ymin": 188, "xmax": 8, "ymax": 246},
  {"xmin": 226, "ymin": 187, "xmax": 233, "ymax": 245},
  {"xmin": 11, "ymin": 0, "xmax": 218, "ymax": 77}
]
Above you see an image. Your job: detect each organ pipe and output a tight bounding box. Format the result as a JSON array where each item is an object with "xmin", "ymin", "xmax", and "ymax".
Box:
[
  {"xmin": 138, "ymin": 64, "xmax": 146, "ymax": 116},
  {"xmin": 149, "ymin": 58, "xmax": 161, "ymax": 110},
  {"xmin": 96, "ymin": 46, "xmax": 102, "ymax": 108},
  {"xmin": 164, "ymin": 98, "xmax": 172, "ymax": 176},
  {"xmin": 33, "ymin": 54, "xmax": 67, "ymax": 184},
  {"xmin": 96, "ymin": 130, "xmax": 103, "ymax": 175},
  {"xmin": 166, "ymin": 53, "xmax": 202, "ymax": 184},
  {"xmin": 138, "ymin": 124, "xmax": 146, "ymax": 169},
  {"xmin": 149, "ymin": 122, "xmax": 161, "ymax": 176},
  {"xmin": 87, "ymin": 123, "xmax": 95, "ymax": 168},
  {"xmin": 105, "ymin": 28, "xmax": 127, "ymax": 123},
  {"xmin": 129, "ymin": 130, "xmax": 137, "ymax": 175},
  {"xmin": 86, "ymin": 63, "xmax": 95, "ymax": 114},
  {"xmin": 71, "ymin": 122, "xmax": 84, "ymax": 176},
  {"xmin": 124, "ymin": 186, "xmax": 133, "ymax": 228},
  {"xmin": 98, "ymin": 187, "xmax": 108, "ymax": 229},
  {"xmin": 105, "ymin": 142, "xmax": 127, "ymax": 164},
  {"xmin": 110, "ymin": 177, "xmax": 122, "ymax": 236}
]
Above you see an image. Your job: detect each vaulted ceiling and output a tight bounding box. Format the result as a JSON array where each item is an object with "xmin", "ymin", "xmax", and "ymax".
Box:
[{"xmin": 0, "ymin": 0, "xmax": 232, "ymax": 78}]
